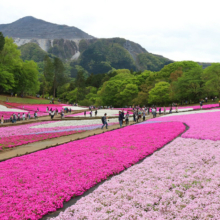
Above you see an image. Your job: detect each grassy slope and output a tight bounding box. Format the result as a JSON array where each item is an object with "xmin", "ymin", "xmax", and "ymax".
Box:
[{"xmin": 0, "ymin": 95, "xmax": 58, "ymax": 104}]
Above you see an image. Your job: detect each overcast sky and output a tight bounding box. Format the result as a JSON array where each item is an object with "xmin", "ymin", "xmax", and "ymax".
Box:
[{"xmin": 0, "ymin": 0, "xmax": 219, "ymax": 62}]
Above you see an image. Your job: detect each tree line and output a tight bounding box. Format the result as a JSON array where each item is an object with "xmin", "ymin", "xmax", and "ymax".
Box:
[{"xmin": 0, "ymin": 32, "xmax": 219, "ymax": 106}]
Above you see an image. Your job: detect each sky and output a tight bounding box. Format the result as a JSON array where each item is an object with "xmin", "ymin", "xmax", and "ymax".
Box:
[{"xmin": 0, "ymin": 0, "xmax": 220, "ymax": 62}]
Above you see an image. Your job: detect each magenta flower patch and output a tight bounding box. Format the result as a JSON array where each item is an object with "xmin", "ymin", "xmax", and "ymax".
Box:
[{"xmin": 0, "ymin": 121, "xmax": 185, "ymax": 219}]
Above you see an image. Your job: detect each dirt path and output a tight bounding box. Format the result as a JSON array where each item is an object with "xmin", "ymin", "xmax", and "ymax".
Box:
[{"xmin": 0, "ymin": 116, "xmax": 152, "ymax": 162}]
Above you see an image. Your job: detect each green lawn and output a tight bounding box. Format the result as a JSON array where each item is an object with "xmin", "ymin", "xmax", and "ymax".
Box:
[{"xmin": 0, "ymin": 95, "xmax": 59, "ymax": 104}]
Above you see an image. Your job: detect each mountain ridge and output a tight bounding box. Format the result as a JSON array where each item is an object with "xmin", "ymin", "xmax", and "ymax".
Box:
[{"xmin": 0, "ymin": 16, "xmax": 94, "ymax": 39}]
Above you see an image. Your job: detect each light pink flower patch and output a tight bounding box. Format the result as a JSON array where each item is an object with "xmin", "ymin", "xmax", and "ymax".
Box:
[
  {"xmin": 150, "ymin": 111, "xmax": 220, "ymax": 141},
  {"xmin": 51, "ymin": 138, "xmax": 220, "ymax": 220},
  {"xmin": 0, "ymin": 122, "xmax": 185, "ymax": 219}
]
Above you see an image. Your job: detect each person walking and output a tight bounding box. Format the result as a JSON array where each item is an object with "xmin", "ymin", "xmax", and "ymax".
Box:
[
  {"xmin": 90, "ymin": 110, "xmax": 92, "ymax": 117},
  {"xmin": 22, "ymin": 113, "xmax": 25, "ymax": 121},
  {"xmin": 17, "ymin": 113, "xmax": 20, "ymax": 121},
  {"xmin": 152, "ymin": 108, "xmax": 156, "ymax": 118},
  {"xmin": 133, "ymin": 111, "xmax": 136, "ymax": 122},
  {"xmin": 125, "ymin": 112, "xmax": 129, "ymax": 125},
  {"xmin": 51, "ymin": 111, "xmax": 55, "ymax": 119},
  {"xmin": 143, "ymin": 111, "xmax": 146, "ymax": 121},
  {"xmin": 101, "ymin": 113, "xmax": 108, "ymax": 129},
  {"xmin": 169, "ymin": 106, "xmax": 172, "ymax": 114},
  {"xmin": 122, "ymin": 110, "xmax": 125, "ymax": 124},
  {"xmin": 136, "ymin": 110, "xmax": 139, "ymax": 123},
  {"xmin": 119, "ymin": 111, "xmax": 123, "ymax": 127},
  {"xmin": 34, "ymin": 111, "xmax": 38, "ymax": 120},
  {"xmin": 84, "ymin": 111, "xmax": 86, "ymax": 117},
  {"xmin": 13, "ymin": 114, "xmax": 17, "ymax": 123},
  {"xmin": 200, "ymin": 101, "xmax": 203, "ymax": 109},
  {"xmin": 1, "ymin": 115, "xmax": 4, "ymax": 124},
  {"xmin": 176, "ymin": 105, "xmax": 178, "ymax": 113},
  {"xmin": 95, "ymin": 110, "xmax": 97, "ymax": 117},
  {"xmin": 28, "ymin": 112, "xmax": 31, "ymax": 120},
  {"xmin": 163, "ymin": 106, "xmax": 166, "ymax": 115},
  {"xmin": 159, "ymin": 108, "xmax": 161, "ymax": 115}
]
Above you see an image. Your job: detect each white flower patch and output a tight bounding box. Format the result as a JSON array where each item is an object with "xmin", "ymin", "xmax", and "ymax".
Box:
[
  {"xmin": 160, "ymin": 109, "xmax": 220, "ymax": 117},
  {"xmin": 31, "ymin": 118, "xmax": 121, "ymax": 129},
  {"xmin": 62, "ymin": 106, "xmax": 88, "ymax": 110},
  {"xmin": 72, "ymin": 109, "xmax": 132, "ymax": 117},
  {"xmin": 0, "ymin": 104, "xmax": 28, "ymax": 112}
]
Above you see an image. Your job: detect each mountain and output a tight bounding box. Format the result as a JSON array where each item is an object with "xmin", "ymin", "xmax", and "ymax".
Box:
[
  {"xmin": 0, "ymin": 16, "xmax": 94, "ymax": 39},
  {"xmin": 0, "ymin": 16, "xmax": 174, "ymax": 74}
]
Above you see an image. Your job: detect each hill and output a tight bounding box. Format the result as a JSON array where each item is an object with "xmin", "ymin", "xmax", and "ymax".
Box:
[{"xmin": 0, "ymin": 16, "xmax": 94, "ymax": 39}]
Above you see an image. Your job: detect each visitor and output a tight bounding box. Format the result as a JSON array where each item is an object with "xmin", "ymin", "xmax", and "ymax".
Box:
[
  {"xmin": 61, "ymin": 111, "xmax": 64, "ymax": 119},
  {"xmin": 163, "ymin": 106, "xmax": 166, "ymax": 114},
  {"xmin": 1, "ymin": 115, "xmax": 4, "ymax": 124},
  {"xmin": 28, "ymin": 112, "xmax": 31, "ymax": 120},
  {"xmin": 159, "ymin": 107, "xmax": 161, "ymax": 115},
  {"xmin": 122, "ymin": 110, "xmax": 125, "ymax": 124},
  {"xmin": 34, "ymin": 112, "xmax": 38, "ymax": 120},
  {"xmin": 56, "ymin": 108, "xmax": 58, "ymax": 115},
  {"xmin": 200, "ymin": 101, "xmax": 203, "ymax": 109},
  {"xmin": 10, "ymin": 115, "xmax": 13, "ymax": 123},
  {"xmin": 147, "ymin": 107, "xmax": 150, "ymax": 115},
  {"xmin": 176, "ymin": 105, "xmax": 178, "ymax": 113},
  {"xmin": 46, "ymin": 107, "xmax": 48, "ymax": 112},
  {"xmin": 17, "ymin": 113, "xmax": 20, "ymax": 121},
  {"xmin": 90, "ymin": 111, "xmax": 92, "ymax": 117},
  {"xmin": 133, "ymin": 111, "xmax": 136, "ymax": 122},
  {"xmin": 22, "ymin": 113, "xmax": 25, "ymax": 121},
  {"xmin": 13, "ymin": 114, "xmax": 17, "ymax": 123},
  {"xmin": 101, "ymin": 113, "xmax": 108, "ymax": 129},
  {"xmin": 51, "ymin": 111, "xmax": 55, "ymax": 119},
  {"xmin": 143, "ymin": 111, "xmax": 146, "ymax": 121},
  {"xmin": 84, "ymin": 111, "xmax": 86, "ymax": 117},
  {"xmin": 119, "ymin": 111, "xmax": 123, "ymax": 127},
  {"xmin": 169, "ymin": 106, "xmax": 172, "ymax": 114},
  {"xmin": 95, "ymin": 110, "xmax": 97, "ymax": 116},
  {"xmin": 125, "ymin": 112, "xmax": 129, "ymax": 125},
  {"xmin": 152, "ymin": 108, "xmax": 156, "ymax": 118}
]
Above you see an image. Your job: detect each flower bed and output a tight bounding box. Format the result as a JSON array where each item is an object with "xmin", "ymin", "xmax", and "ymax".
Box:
[
  {"xmin": 66, "ymin": 109, "xmax": 132, "ymax": 117},
  {"xmin": 0, "ymin": 122, "xmax": 185, "ymax": 219},
  {"xmin": 51, "ymin": 137, "xmax": 220, "ymax": 220},
  {"xmin": 149, "ymin": 110, "xmax": 220, "ymax": 141},
  {"xmin": 0, "ymin": 120, "xmax": 118, "ymax": 149},
  {"xmin": 0, "ymin": 130, "xmax": 83, "ymax": 150},
  {"xmin": 7, "ymin": 103, "xmax": 86, "ymax": 113}
]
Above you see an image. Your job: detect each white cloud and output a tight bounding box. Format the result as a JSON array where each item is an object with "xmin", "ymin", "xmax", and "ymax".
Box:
[{"xmin": 0, "ymin": 0, "xmax": 220, "ymax": 62}]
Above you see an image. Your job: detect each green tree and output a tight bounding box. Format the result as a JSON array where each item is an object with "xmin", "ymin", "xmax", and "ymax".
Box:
[
  {"xmin": 0, "ymin": 37, "xmax": 22, "ymax": 92},
  {"xmin": 0, "ymin": 32, "xmax": 5, "ymax": 52},
  {"xmin": 202, "ymin": 63, "xmax": 220, "ymax": 98},
  {"xmin": 172, "ymin": 66, "xmax": 204, "ymax": 103},
  {"xmin": 148, "ymin": 82, "xmax": 170, "ymax": 105},
  {"xmin": 53, "ymin": 57, "xmax": 66, "ymax": 97},
  {"xmin": 75, "ymin": 71, "xmax": 86, "ymax": 102},
  {"xmin": 15, "ymin": 61, "xmax": 40, "ymax": 95},
  {"xmin": 120, "ymin": 84, "xmax": 138, "ymax": 106}
]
